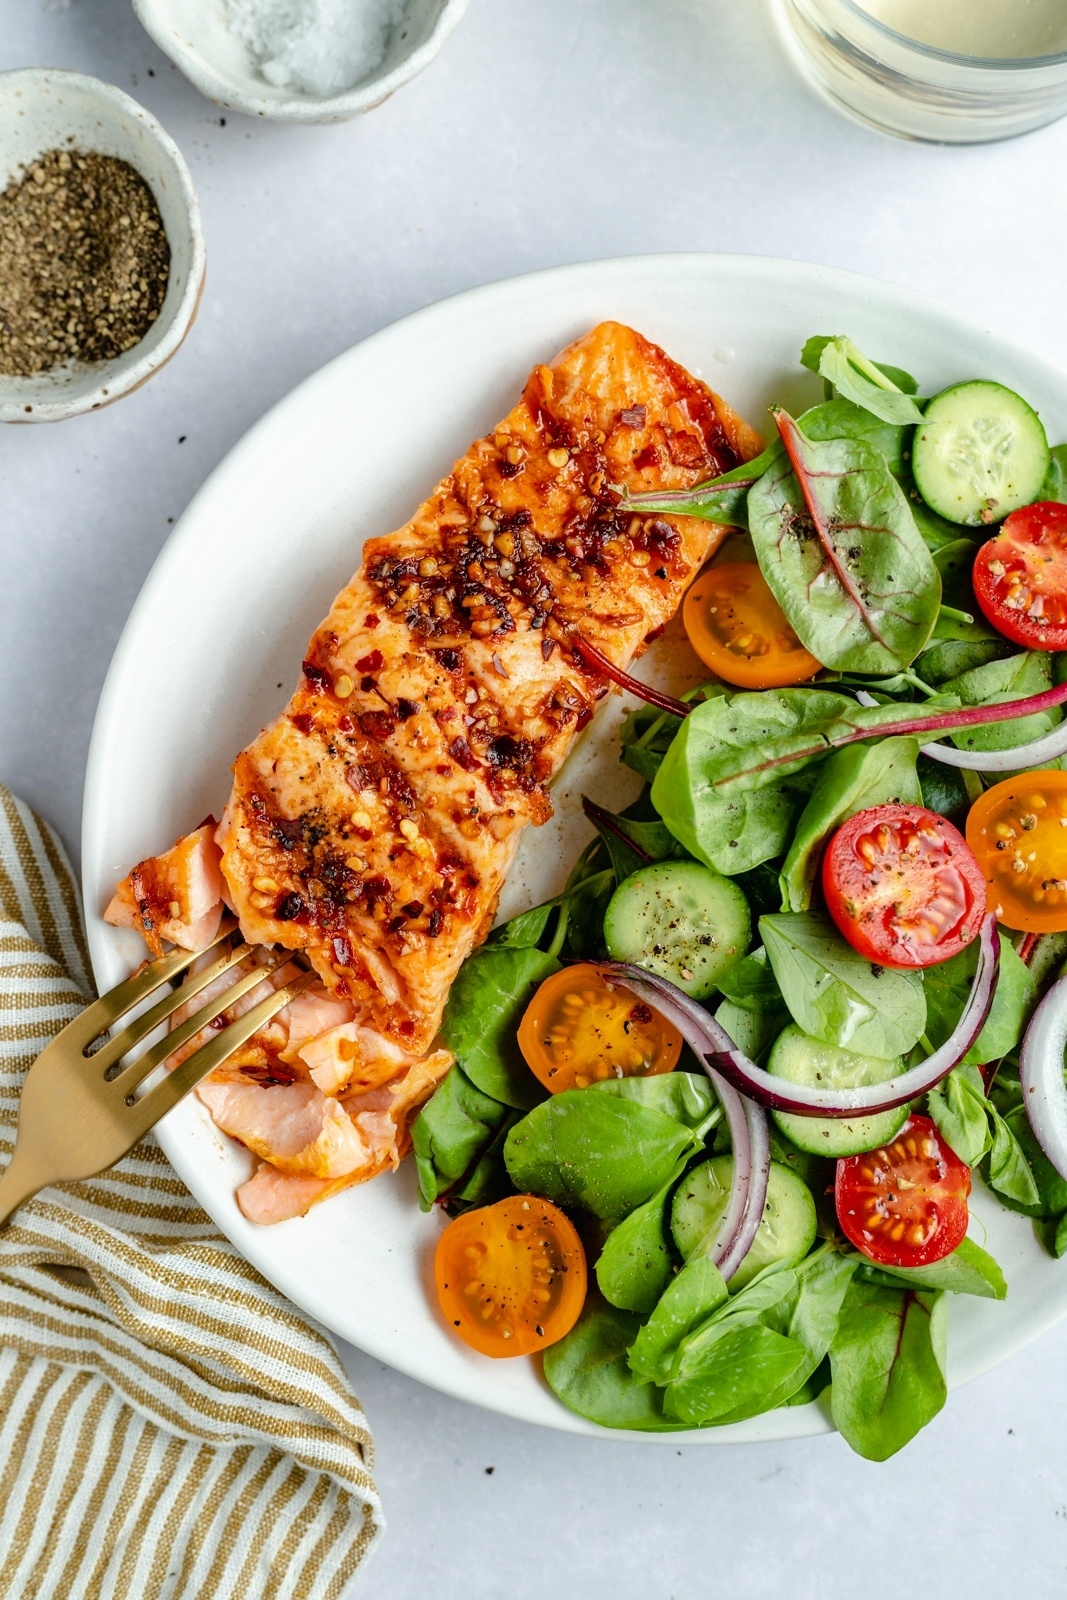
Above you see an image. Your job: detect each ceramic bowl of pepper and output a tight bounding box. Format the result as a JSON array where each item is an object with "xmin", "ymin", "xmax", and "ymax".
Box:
[
  {"xmin": 0, "ymin": 69, "xmax": 205, "ymax": 424},
  {"xmin": 132, "ymin": 0, "xmax": 469, "ymax": 124}
]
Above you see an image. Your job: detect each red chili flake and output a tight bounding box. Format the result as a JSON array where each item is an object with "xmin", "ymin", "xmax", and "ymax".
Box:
[
  {"xmin": 619, "ymin": 406, "xmax": 647, "ymax": 427},
  {"xmin": 397, "ymin": 1018, "xmax": 415, "ymax": 1039},
  {"xmin": 629, "ymin": 1002, "xmax": 654, "ymax": 1025},
  {"xmin": 338, "ymin": 713, "xmax": 355, "ymax": 733},
  {"xmin": 302, "ymin": 659, "xmax": 332, "ymax": 693},
  {"xmin": 499, "ymin": 460, "xmax": 522, "ymax": 479},
  {"xmin": 396, "ymin": 698, "xmax": 419, "ymax": 721},
  {"xmin": 359, "ymin": 710, "xmax": 396, "ymax": 743},
  {"xmin": 275, "ymin": 891, "xmax": 305, "ymax": 921},
  {"xmin": 401, "ymin": 900, "xmax": 424, "ymax": 919},
  {"xmin": 541, "ymin": 638, "xmax": 555, "ymax": 661},
  {"xmin": 427, "ymin": 907, "xmax": 444, "ymax": 937},
  {"xmin": 364, "ymin": 614, "xmax": 380, "ymax": 629},
  {"xmin": 434, "ymin": 707, "xmax": 456, "ymax": 725},
  {"xmin": 356, "ymin": 649, "xmax": 385, "ymax": 673},
  {"xmin": 448, "ymin": 737, "xmax": 477, "ymax": 771},
  {"xmin": 332, "ymin": 934, "xmax": 353, "ymax": 968},
  {"xmin": 291, "ymin": 712, "xmax": 314, "ymax": 735},
  {"xmin": 632, "ymin": 444, "xmax": 660, "ymax": 472}
]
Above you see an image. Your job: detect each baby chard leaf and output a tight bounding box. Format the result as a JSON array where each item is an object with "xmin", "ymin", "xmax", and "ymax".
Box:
[
  {"xmin": 749, "ymin": 412, "xmax": 941, "ymax": 674},
  {"xmin": 829, "ymin": 1283, "xmax": 948, "ymax": 1460}
]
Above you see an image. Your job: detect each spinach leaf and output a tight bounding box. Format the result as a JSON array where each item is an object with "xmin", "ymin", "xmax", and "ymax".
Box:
[
  {"xmin": 664, "ymin": 1323, "xmax": 810, "ymax": 1426},
  {"xmin": 749, "ymin": 415, "xmax": 940, "ymax": 673},
  {"xmin": 439, "ymin": 945, "xmax": 558, "ymax": 1109},
  {"xmin": 628, "ymin": 1253, "xmax": 730, "ymax": 1383},
  {"xmin": 620, "ymin": 441, "xmax": 784, "ymax": 530},
  {"xmin": 1040, "ymin": 442, "xmax": 1067, "ymax": 503},
  {"xmin": 988, "ymin": 1109, "xmax": 1042, "ymax": 1209},
  {"xmin": 928, "ymin": 540, "xmax": 999, "ymax": 643},
  {"xmin": 857, "ymin": 1235, "xmax": 1006, "ymax": 1300},
  {"xmin": 503, "ymin": 1092, "xmax": 699, "ymax": 1220},
  {"xmin": 443, "ymin": 1112, "xmax": 521, "ymax": 1214},
  {"xmin": 543, "ymin": 1300, "xmax": 686, "ymax": 1431},
  {"xmin": 927, "ymin": 1065, "xmax": 993, "ymax": 1166},
  {"xmin": 411, "ymin": 1065, "xmax": 514, "ymax": 1211},
  {"xmin": 829, "ymin": 1282, "xmax": 947, "ymax": 1460},
  {"xmin": 780, "ymin": 736, "xmax": 921, "ymax": 912},
  {"xmin": 488, "ymin": 900, "xmax": 556, "ymax": 950},
  {"xmin": 916, "ymin": 752, "xmax": 973, "ymax": 826},
  {"xmin": 940, "ymin": 650, "xmax": 1060, "ymax": 758},
  {"xmin": 925, "ymin": 938, "xmax": 1036, "ymax": 1072},
  {"xmin": 593, "ymin": 1072, "xmax": 717, "ymax": 1131},
  {"xmin": 800, "ymin": 336, "xmax": 924, "ymax": 426},
  {"xmin": 797, "ymin": 398, "xmax": 907, "ymax": 476},
  {"xmin": 903, "ymin": 483, "xmax": 967, "ymax": 553},
  {"xmin": 596, "ymin": 1185, "xmax": 677, "ymax": 1314},
  {"xmin": 650, "ymin": 688, "xmax": 858, "ymax": 874},
  {"xmin": 916, "ymin": 637, "xmax": 1015, "ymax": 687},
  {"xmin": 760, "ymin": 911, "xmax": 926, "ymax": 1057},
  {"xmin": 716, "ymin": 947, "xmax": 784, "ymax": 1012}
]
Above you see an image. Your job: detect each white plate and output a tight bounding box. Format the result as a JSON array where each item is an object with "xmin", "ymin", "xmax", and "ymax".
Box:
[{"xmin": 83, "ymin": 254, "xmax": 1067, "ymax": 1441}]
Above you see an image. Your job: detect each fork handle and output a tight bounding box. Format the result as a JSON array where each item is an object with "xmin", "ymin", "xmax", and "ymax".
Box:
[{"xmin": 0, "ymin": 1147, "xmax": 49, "ymax": 1230}]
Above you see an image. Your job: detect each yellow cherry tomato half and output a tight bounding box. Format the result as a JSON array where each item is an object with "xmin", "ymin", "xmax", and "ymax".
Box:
[
  {"xmin": 434, "ymin": 1195, "xmax": 587, "ymax": 1357},
  {"xmin": 517, "ymin": 962, "xmax": 683, "ymax": 1093},
  {"xmin": 683, "ymin": 562, "xmax": 822, "ymax": 690},
  {"xmin": 966, "ymin": 770, "xmax": 1067, "ymax": 933}
]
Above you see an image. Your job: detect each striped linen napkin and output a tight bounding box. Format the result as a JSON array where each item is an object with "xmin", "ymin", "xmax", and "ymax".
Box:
[{"xmin": 0, "ymin": 786, "xmax": 383, "ymax": 1599}]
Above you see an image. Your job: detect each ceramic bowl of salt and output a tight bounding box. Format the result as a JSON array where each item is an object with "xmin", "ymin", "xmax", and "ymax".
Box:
[{"xmin": 132, "ymin": 0, "xmax": 469, "ymax": 123}]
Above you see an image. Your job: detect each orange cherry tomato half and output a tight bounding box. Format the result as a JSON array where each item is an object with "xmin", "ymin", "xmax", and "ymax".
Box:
[
  {"xmin": 682, "ymin": 562, "xmax": 822, "ymax": 690},
  {"xmin": 517, "ymin": 963, "xmax": 683, "ymax": 1093},
  {"xmin": 973, "ymin": 501, "xmax": 1067, "ymax": 651},
  {"xmin": 966, "ymin": 769, "xmax": 1067, "ymax": 933},
  {"xmin": 434, "ymin": 1194, "xmax": 587, "ymax": 1358},
  {"xmin": 822, "ymin": 803, "xmax": 987, "ymax": 968},
  {"xmin": 835, "ymin": 1115, "xmax": 970, "ymax": 1267}
]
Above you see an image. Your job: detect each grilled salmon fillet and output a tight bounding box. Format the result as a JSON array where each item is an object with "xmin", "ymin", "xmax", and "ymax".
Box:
[
  {"xmin": 216, "ymin": 321, "xmax": 761, "ymax": 1056},
  {"xmin": 108, "ymin": 320, "xmax": 761, "ymax": 1221}
]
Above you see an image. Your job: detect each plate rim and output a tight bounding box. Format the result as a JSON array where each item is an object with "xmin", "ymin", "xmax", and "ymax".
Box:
[{"xmin": 82, "ymin": 250, "xmax": 1067, "ymax": 1441}]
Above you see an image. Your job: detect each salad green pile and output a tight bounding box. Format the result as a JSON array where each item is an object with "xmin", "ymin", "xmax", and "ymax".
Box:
[{"xmin": 412, "ymin": 334, "xmax": 1067, "ymax": 1458}]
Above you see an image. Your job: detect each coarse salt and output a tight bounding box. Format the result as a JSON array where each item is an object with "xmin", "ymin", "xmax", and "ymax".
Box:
[{"xmin": 225, "ymin": 0, "xmax": 408, "ymax": 98}]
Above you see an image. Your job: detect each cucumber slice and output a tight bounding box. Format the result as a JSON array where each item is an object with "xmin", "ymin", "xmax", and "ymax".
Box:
[
  {"xmin": 603, "ymin": 860, "xmax": 750, "ymax": 1000},
  {"xmin": 767, "ymin": 1024, "xmax": 909, "ymax": 1157},
  {"xmin": 670, "ymin": 1156, "xmax": 816, "ymax": 1289},
  {"xmin": 913, "ymin": 380, "xmax": 1049, "ymax": 527}
]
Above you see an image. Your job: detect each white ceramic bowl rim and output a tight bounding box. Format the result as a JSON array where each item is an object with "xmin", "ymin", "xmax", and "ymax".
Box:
[
  {"xmin": 132, "ymin": 0, "xmax": 470, "ymax": 122},
  {"xmin": 0, "ymin": 68, "xmax": 205, "ymax": 424}
]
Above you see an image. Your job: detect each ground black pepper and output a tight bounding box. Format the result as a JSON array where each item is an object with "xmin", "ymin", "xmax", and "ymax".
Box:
[{"xmin": 0, "ymin": 147, "xmax": 171, "ymax": 376}]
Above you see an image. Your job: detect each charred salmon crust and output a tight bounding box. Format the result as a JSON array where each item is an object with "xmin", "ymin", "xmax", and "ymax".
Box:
[{"xmin": 216, "ymin": 320, "xmax": 762, "ymax": 1057}]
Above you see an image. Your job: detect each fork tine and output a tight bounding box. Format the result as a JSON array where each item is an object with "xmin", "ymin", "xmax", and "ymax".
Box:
[
  {"xmin": 108, "ymin": 947, "xmax": 300, "ymax": 1095},
  {"xmin": 67, "ymin": 918, "xmax": 240, "ymax": 1052},
  {"xmin": 92, "ymin": 938, "xmax": 254, "ymax": 1075},
  {"xmin": 121, "ymin": 968, "xmax": 318, "ymax": 1141}
]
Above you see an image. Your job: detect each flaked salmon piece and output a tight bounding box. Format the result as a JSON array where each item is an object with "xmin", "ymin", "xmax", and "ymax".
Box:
[
  {"xmin": 196, "ymin": 1080, "xmax": 370, "ymax": 1179},
  {"xmin": 165, "ymin": 945, "xmax": 302, "ymax": 1072},
  {"xmin": 217, "ymin": 321, "xmax": 762, "ymax": 1059},
  {"xmin": 279, "ymin": 988, "xmax": 358, "ymax": 1065},
  {"xmin": 232, "ymin": 1048, "xmax": 454, "ymax": 1223},
  {"xmin": 236, "ymin": 1166, "xmax": 353, "ymax": 1226},
  {"xmin": 298, "ymin": 1021, "xmax": 414, "ymax": 1097},
  {"xmin": 105, "ymin": 821, "xmax": 224, "ymax": 957}
]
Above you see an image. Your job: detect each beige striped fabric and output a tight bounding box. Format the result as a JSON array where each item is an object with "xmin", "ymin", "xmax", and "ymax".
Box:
[{"xmin": 0, "ymin": 786, "xmax": 383, "ymax": 1600}]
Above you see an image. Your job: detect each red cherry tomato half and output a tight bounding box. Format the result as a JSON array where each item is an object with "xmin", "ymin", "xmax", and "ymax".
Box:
[
  {"xmin": 835, "ymin": 1115, "xmax": 971, "ymax": 1267},
  {"xmin": 822, "ymin": 803, "xmax": 987, "ymax": 969},
  {"xmin": 973, "ymin": 501, "xmax": 1067, "ymax": 650}
]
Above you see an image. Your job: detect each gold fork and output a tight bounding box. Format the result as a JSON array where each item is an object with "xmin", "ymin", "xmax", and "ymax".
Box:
[{"xmin": 0, "ymin": 920, "xmax": 316, "ymax": 1228}]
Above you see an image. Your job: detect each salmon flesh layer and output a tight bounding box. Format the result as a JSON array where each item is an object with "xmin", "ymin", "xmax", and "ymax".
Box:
[{"xmin": 108, "ymin": 320, "xmax": 761, "ymax": 1220}]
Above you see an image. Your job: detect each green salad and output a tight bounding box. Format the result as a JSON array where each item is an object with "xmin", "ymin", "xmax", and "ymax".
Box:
[{"xmin": 415, "ymin": 334, "xmax": 1067, "ymax": 1459}]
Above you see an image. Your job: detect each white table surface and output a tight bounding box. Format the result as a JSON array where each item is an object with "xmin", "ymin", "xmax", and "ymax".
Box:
[{"xmin": 6, "ymin": 2, "xmax": 1067, "ymax": 1594}]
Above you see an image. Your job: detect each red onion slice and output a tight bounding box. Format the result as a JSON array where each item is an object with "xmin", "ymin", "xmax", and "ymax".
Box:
[
  {"xmin": 597, "ymin": 966, "xmax": 770, "ymax": 1280},
  {"xmin": 1019, "ymin": 974, "xmax": 1067, "ymax": 1180},
  {"xmin": 600, "ymin": 916, "xmax": 999, "ymax": 1118}
]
